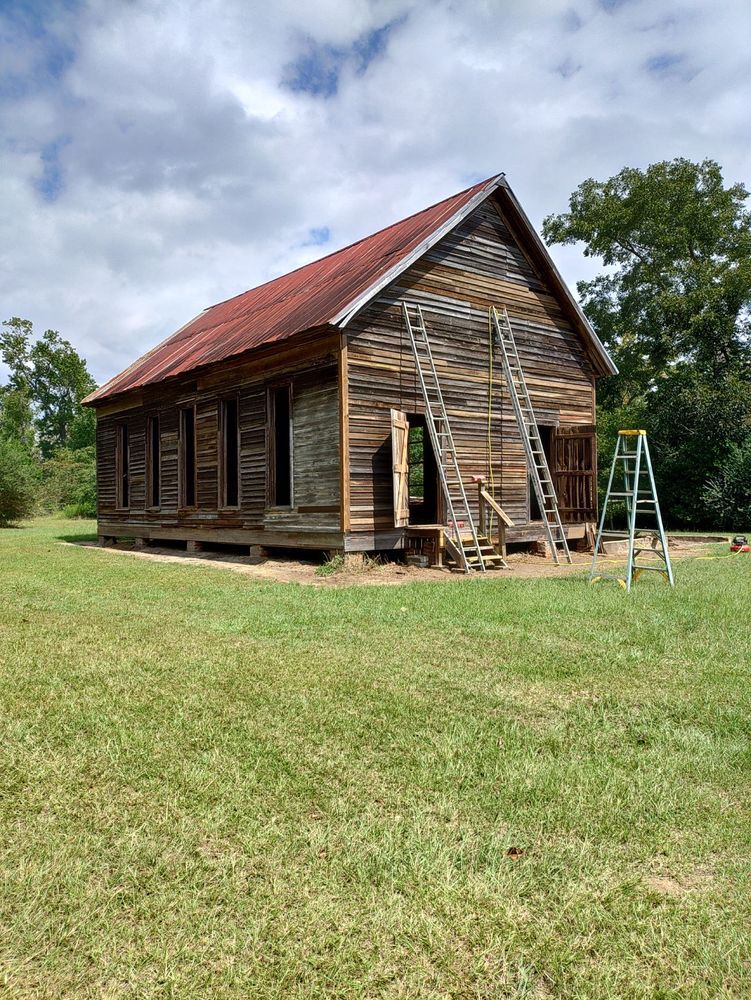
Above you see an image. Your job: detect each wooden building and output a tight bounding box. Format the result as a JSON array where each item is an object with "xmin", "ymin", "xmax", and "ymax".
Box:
[{"xmin": 83, "ymin": 173, "xmax": 617, "ymax": 565}]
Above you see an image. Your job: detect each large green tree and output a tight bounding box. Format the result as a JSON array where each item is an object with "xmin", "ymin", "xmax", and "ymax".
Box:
[
  {"xmin": 0, "ymin": 317, "xmax": 97, "ymax": 457},
  {"xmin": 542, "ymin": 158, "xmax": 751, "ymax": 404},
  {"xmin": 543, "ymin": 158, "xmax": 751, "ymax": 528}
]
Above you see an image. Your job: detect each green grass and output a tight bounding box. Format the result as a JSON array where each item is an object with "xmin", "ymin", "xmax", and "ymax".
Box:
[{"xmin": 1, "ymin": 518, "xmax": 750, "ymax": 998}]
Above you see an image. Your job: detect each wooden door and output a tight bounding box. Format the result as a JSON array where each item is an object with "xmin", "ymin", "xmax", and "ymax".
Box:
[
  {"xmin": 391, "ymin": 409, "xmax": 410, "ymax": 528},
  {"xmin": 553, "ymin": 424, "xmax": 597, "ymax": 522}
]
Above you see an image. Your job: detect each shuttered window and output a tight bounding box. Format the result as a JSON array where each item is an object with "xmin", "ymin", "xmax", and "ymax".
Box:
[
  {"xmin": 220, "ymin": 398, "xmax": 240, "ymax": 508},
  {"xmin": 179, "ymin": 407, "xmax": 196, "ymax": 508},
  {"xmin": 147, "ymin": 415, "xmax": 160, "ymax": 508},
  {"xmin": 116, "ymin": 423, "xmax": 130, "ymax": 509}
]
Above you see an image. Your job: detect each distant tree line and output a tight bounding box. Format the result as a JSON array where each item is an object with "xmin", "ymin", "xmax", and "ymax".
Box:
[
  {"xmin": 543, "ymin": 157, "xmax": 751, "ymax": 530},
  {"xmin": 0, "ymin": 317, "xmax": 97, "ymax": 525}
]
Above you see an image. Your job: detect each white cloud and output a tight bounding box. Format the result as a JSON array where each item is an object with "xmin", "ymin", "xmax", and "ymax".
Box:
[{"xmin": 1, "ymin": 0, "xmax": 749, "ymax": 384}]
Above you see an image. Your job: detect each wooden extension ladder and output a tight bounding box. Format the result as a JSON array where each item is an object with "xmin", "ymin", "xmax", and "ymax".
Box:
[
  {"xmin": 490, "ymin": 306, "xmax": 572, "ymax": 565},
  {"xmin": 402, "ymin": 302, "xmax": 504, "ymax": 573}
]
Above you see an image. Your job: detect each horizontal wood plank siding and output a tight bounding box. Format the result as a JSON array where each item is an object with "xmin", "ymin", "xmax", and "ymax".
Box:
[
  {"xmin": 95, "ymin": 421, "xmax": 116, "ymax": 514},
  {"xmin": 196, "ymin": 401, "xmax": 218, "ymax": 510},
  {"xmin": 160, "ymin": 408, "xmax": 179, "ymax": 510},
  {"xmin": 263, "ymin": 366, "xmax": 340, "ymax": 531},
  {"xmin": 240, "ymin": 387, "xmax": 266, "ymax": 521},
  {"xmin": 95, "ymin": 344, "xmax": 342, "ymax": 546},
  {"xmin": 345, "ymin": 194, "xmax": 596, "ymax": 538}
]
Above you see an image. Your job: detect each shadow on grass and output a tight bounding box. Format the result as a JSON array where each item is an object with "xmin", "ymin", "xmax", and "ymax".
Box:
[{"xmin": 56, "ymin": 530, "xmax": 99, "ymax": 544}]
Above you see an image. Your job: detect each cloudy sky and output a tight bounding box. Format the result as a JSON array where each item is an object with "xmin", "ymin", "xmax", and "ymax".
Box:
[{"xmin": 1, "ymin": 0, "xmax": 749, "ymax": 385}]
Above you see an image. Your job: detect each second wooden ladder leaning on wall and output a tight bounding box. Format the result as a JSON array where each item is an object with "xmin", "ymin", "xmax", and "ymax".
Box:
[{"xmin": 490, "ymin": 306, "xmax": 572, "ymax": 565}]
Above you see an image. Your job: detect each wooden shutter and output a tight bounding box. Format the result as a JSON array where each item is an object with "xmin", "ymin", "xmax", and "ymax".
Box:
[
  {"xmin": 553, "ymin": 424, "xmax": 597, "ymax": 523},
  {"xmin": 391, "ymin": 409, "xmax": 410, "ymax": 528}
]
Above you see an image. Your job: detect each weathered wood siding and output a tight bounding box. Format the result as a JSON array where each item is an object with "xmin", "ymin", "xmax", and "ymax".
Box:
[
  {"xmin": 96, "ymin": 347, "xmax": 342, "ymax": 548},
  {"xmin": 261, "ymin": 369, "xmax": 341, "ymax": 531},
  {"xmin": 345, "ymin": 194, "xmax": 596, "ymax": 541}
]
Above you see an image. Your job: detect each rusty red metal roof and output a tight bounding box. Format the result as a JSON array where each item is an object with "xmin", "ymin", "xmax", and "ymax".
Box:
[{"xmin": 85, "ymin": 175, "xmax": 501, "ymax": 404}]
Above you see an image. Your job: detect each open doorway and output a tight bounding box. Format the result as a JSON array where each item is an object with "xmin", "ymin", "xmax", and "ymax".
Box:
[
  {"xmin": 406, "ymin": 415, "xmax": 440, "ymax": 524},
  {"xmin": 529, "ymin": 424, "xmax": 555, "ymax": 521},
  {"xmin": 391, "ymin": 409, "xmax": 440, "ymax": 527}
]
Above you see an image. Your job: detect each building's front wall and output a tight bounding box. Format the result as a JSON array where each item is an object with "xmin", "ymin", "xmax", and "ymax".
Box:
[
  {"xmin": 344, "ymin": 194, "xmax": 598, "ymax": 550},
  {"xmin": 95, "ymin": 337, "xmax": 344, "ymax": 549}
]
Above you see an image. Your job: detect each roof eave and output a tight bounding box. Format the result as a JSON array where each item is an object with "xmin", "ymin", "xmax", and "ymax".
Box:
[{"xmin": 82, "ymin": 307, "xmax": 211, "ymax": 406}]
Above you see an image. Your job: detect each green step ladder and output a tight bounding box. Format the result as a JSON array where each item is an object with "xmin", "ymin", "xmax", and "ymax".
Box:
[{"xmin": 590, "ymin": 430, "xmax": 674, "ymax": 591}]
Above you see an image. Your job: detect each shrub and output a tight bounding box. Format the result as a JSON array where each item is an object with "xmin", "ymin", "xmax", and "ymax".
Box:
[
  {"xmin": 0, "ymin": 438, "xmax": 37, "ymax": 525},
  {"xmin": 702, "ymin": 441, "xmax": 751, "ymax": 530},
  {"xmin": 62, "ymin": 502, "xmax": 95, "ymax": 519},
  {"xmin": 39, "ymin": 446, "xmax": 96, "ymax": 518}
]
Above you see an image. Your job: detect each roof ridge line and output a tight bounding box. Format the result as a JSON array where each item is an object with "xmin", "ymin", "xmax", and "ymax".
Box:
[{"xmin": 203, "ymin": 174, "xmax": 502, "ymax": 314}]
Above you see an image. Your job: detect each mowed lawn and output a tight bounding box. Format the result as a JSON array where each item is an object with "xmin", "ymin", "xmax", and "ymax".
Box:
[{"xmin": 1, "ymin": 520, "xmax": 750, "ymax": 998}]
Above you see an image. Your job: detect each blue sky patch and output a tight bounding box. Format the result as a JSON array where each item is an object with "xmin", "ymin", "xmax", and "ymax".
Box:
[
  {"xmin": 283, "ymin": 16, "xmax": 405, "ymax": 98},
  {"xmin": 645, "ymin": 51, "xmax": 696, "ymax": 81},
  {"xmin": 647, "ymin": 52, "xmax": 683, "ymax": 73},
  {"xmin": 2, "ymin": 0, "xmax": 78, "ymax": 80},
  {"xmin": 351, "ymin": 20, "xmax": 398, "ymax": 74},
  {"xmin": 284, "ymin": 44, "xmax": 341, "ymax": 97},
  {"xmin": 306, "ymin": 226, "xmax": 331, "ymax": 246},
  {"xmin": 33, "ymin": 137, "xmax": 68, "ymax": 202}
]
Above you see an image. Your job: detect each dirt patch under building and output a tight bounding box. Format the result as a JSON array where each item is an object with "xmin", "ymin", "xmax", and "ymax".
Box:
[{"xmin": 64, "ymin": 534, "xmax": 729, "ymax": 587}]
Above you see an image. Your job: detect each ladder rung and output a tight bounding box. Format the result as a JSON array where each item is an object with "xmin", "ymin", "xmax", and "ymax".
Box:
[{"xmin": 608, "ymin": 493, "xmax": 656, "ymax": 502}]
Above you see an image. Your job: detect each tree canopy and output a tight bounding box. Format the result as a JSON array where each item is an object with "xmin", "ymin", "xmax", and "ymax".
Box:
[
  {"xmin": 1, "ymin": 317, "xmax": 97, "ymax": 457},
  {"xmin": 543, "ymin": 158, "xmax": 751, "ymax": 404},
  {"xmin": 544, "ymin": 158, "xmax": 751, "ymax": 529},
  {"xmin": 0, "ymin": 317, "xmax": 97, "ymax": 523}
]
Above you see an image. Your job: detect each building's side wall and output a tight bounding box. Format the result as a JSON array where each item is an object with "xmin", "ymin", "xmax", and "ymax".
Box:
[
  {"xmin": 345, "ymin": 194, "xmax": 597, "ymax": 547},
  {"xmin": 95, "ymin": 342, "xmax": 343, "ymax": 549}
]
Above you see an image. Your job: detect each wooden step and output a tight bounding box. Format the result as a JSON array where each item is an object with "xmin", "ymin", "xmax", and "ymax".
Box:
[{"xmin": 448, "ymin": 549, "xmax": 507, "ymax": 568}]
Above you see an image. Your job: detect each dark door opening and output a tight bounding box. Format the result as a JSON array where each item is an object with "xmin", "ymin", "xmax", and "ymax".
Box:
[
  {"xmin": 220, "ymin": 397, "xmax": 240, "ymax": 508},
  {"xmin": 269, "ymin": 385, "xmax": 292, "ymax": 507},
  {"xmin": 147, "ymin": 415, "xmax": 160, "ymax": 508},
  {"xmin": 529, "ymin": 424, "xmax": 554, "ymax": 521},
  {"xmin": 179, "ymin": 407, "xmax": 196, "ymax": 508},
  {"xmin": 407, "ymin": 415, "xmax": 440, "ymax": 524}
]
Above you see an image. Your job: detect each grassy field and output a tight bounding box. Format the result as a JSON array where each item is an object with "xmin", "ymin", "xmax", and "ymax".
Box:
[{"xmin": 1, "ymin": 519, "xmax": 750, "ymax": 998}]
